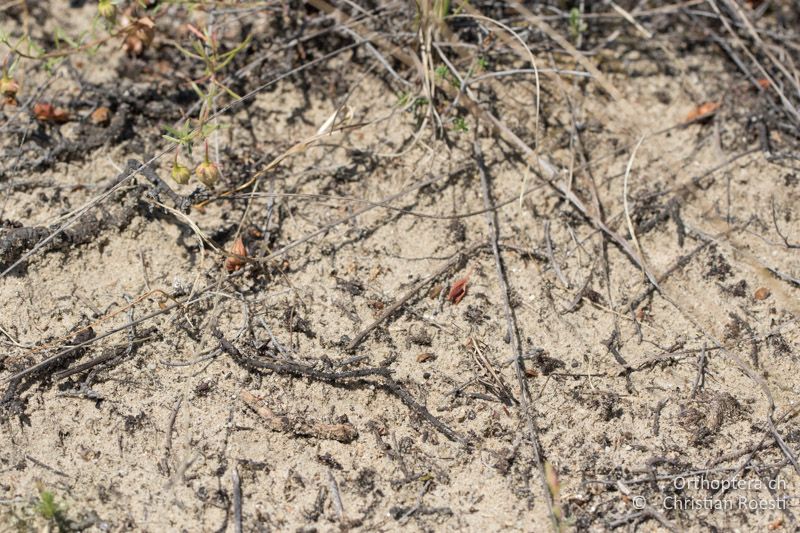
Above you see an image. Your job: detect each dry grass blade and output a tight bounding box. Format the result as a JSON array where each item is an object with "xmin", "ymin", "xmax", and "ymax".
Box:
[{"xmin": 623, "ymin": 137, "xmax": 647, "ymax": 281}]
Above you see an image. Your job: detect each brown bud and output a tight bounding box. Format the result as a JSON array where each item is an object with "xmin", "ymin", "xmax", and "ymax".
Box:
[
  {"xmin": 428, "ymin": 283, "xmax": 443, "ymax": 299},
  {"xmin": 416, "ymin": 352, "xmax": 436, "ymax": 363},
  {"xmin": 224, "ymin": 236, "xmax": 247, "ymax": 272},
  {"xmin": 195, "ymin": 159, "xmax": 220, "ymax": 188}
]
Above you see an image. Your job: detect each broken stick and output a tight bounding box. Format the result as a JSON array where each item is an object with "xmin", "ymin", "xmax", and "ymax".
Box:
[{"xmin": 240, "ymin": 390, "xmax": 358, "ymax": 443}]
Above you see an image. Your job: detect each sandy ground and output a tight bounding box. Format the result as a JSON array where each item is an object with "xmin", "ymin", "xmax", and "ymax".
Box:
[{"xmin": 1, "ymin": 2, "xmax": 799, "ymax": 532}]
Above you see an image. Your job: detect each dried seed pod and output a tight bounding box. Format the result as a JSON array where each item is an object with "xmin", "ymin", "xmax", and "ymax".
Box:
[
  {"xmin": 224, "ymin": 236, "xmax": 247, "ymax": 272},
  {"xmin": 123, "ymin": 17, "xmax": 155, "ymax": 56},
  {"xmin": 416, "ymin": 352, "xmax": 436, "ymax": 363},
  {"xmin": 754, "ymin": 287, "xmax": 771, "ymax": 301}
]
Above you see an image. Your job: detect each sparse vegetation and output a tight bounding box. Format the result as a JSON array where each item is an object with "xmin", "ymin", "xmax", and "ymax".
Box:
[
  {"xmin": 0, "ymin": 1, "xmax": 799, "ymax": 531},
  {"xmin": 36, "ymin": 490, "xmax": 66, "ymax": 523},
  {"xmin": 568, "ymin": 7, "xmax": 587, "ymax": 42}
]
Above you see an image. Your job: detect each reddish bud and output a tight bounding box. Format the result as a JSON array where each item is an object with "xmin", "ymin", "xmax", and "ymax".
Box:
[
  {"xmin": 195, "ymin": 160, "xmax": 220, "ymax": 188},
  {"xmin": 224, "ymin": 236, "xmax": 247, "ymax": 272}
]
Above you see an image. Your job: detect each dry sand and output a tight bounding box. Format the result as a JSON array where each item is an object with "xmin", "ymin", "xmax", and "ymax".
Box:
[{"xmin": 1, "ymin": 2, "xmax": 799, "ymax": 532}]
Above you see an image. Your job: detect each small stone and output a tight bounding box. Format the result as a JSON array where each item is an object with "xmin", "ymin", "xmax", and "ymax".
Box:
[
  {"xmin": 754, "ymin": 287, "xmax": 771, "ymax": 301},
  {"xmin": 90, "ymin": 106, "xmax": 111, "ymax": 126}
]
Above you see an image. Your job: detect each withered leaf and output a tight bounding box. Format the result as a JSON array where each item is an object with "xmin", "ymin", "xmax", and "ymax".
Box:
[
  {"xmin": 684, "ymin": 101, "xmax": 720, "ymax": 123},
  {"xmin": 447, "ymin": 275, "xmax": 469, "ymax": 304}
]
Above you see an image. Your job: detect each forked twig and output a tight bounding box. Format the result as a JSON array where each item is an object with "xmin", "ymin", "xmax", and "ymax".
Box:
[
  {"xmin": 215, "ymin": 330, "xmax": 466, "ymax": 444},
  {"xmin": 474, "ymin": 138, "xmax": 558, "ymax": 531}
]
